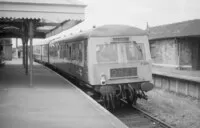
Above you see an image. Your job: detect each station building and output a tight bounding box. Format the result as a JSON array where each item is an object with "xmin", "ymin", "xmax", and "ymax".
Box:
[{"xmin": 149, "ymin": 19, "xmax": 200, "ymax": 70}]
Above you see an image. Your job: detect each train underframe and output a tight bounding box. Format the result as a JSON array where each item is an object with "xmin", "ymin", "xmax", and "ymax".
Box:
[{"xmin": 94, "ymin": 82, "xmax": 153, "ymax": 110}]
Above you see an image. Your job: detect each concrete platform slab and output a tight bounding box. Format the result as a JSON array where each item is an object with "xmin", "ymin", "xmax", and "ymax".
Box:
[
  {"xmin": 0, "ymin": 59, "xmax": 127, "ymax": 128},
  {"xmin": 152, "ymin": 66, "xmax": 200, "ymax": 83}
]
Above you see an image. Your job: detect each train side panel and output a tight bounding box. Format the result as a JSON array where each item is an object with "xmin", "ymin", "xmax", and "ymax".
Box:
[
  {"xmin": 41, "ymin": 44, "xmax": 49, "ymax": 63},
  {"xmin": 49, "ymin": 39, "xmax": 89, "ymax": 83},
  {"xmin": 49, "ymin": 42, "xmax": 58, "ymax": 67},
  {"xmin": 33, "ymin": 44, "xmax": 49, "ymax": 63},
  {"xmin": 33, "ymin": 45, "xmax": 42, "ymax": 62}
]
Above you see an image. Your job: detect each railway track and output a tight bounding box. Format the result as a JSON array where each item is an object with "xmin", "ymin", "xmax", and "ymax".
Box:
[{"xmin": 112, "ymin": 103, "xmax": 173, "ymax": 128}]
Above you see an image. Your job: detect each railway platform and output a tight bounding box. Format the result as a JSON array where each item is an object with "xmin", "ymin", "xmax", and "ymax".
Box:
[
  {"xmin": 0, "ymin": 59, "xmax": 128, "ymax": 128},
  {"xmin": 152, "ymin": 66, "xmax": 200, "ymax": 83},
  {"xmin": 152, "ymin": 66, "xmax": 200, "ymax": 99}
]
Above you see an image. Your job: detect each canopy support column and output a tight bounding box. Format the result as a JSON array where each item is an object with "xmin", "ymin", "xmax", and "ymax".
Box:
[
  {"xmin": 25, "ymin": 38, "xmax": 28, "ymax": 75},
  {"xmin": 22, "ymin": 40, "xmax": 26, "ymax": 68},
  {"xmin": 21, "ymin": 25, "xmax": 25, "ymax": 68},
  {"xmin": 21, "ymin": 22, "xmax": 29, "ymax": 75},
  {"xmin": 29, "ymin": 21, "xmax": 34, "ymax": 87}
]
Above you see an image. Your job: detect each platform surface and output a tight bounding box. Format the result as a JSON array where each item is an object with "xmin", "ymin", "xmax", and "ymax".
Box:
[
  {"xmin": 0, "ymin": 59, "xmax": 127, "ymax": 128},
  {"xmin": 152, "ymin": 66, "xmax": 200, "ymax": 83}
]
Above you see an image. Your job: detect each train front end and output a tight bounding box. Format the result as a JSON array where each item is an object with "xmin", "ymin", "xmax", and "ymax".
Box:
[{"xmin": 88, "ymin": 36, "xmax": 154, "ymax": 109}]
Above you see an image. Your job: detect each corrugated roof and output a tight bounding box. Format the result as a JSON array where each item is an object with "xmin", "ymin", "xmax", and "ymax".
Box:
[
  {"xmin": 149, "ymin": 19, "xmax": 200, "ymax": 40},
  {"xmin": 0, "ymin": 0, "xmax": 86, "ymax": 6},
  {"xmin": 0, "ymin": 0, "xmax": 86, "ymax": 38}
]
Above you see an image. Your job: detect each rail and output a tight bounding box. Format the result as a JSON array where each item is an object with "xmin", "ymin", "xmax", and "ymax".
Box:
[
  {"xmin": 113, "ymin": 100, "xmax": 174, "ymax": 128},
  {"xmin": 132, "ymin": 105, "xmax": 173, "ymax": 128}
]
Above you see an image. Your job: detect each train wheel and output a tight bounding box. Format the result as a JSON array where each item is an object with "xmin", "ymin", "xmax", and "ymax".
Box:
[
  {"xmin": 132, "ymin": 89, "xmax": 137, "ymax": 105},
  {"xmin": 101, "ymin": 94, "xmax": 116, "ymax": 111},
  {"xmin": 126, "ymin": 89, "xmax": 137, "ymax": 106},
  {"xmin": 103, "ymin": 95, "xmax": 110, "ymax": 110},
  {"xmin": 110, "ymin": 94, "xmax": 116, "ymax": 111},
  {"xmin": 115, "ymin": 96, "xmax": 122, "ymax": 109},
  {"xmin": 101, "ymin": 95, "xmax": 108, "ymax": 109}
]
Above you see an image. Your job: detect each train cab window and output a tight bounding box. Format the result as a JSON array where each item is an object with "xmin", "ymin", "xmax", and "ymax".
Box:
[
  {"xmin": 96, "ymin": 44, "xmax": 118, "ymax": 63},
  {"xmin": 96, "ymin": 42, "xmax": 145, "ymax": 63},
  {"xmin": 137, "ymin": 43, "xmax": 145, "ymax": 60},
  {"xmin": 125, "ymin": 43, "xmax": 137, "ymax": 60},
  {"xmin": 124, "ymin": 42, "xmax": 144, "ymax": 61}
]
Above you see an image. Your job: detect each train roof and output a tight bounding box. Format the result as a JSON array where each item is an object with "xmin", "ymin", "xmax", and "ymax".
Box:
[{"xmin": 50, "ymin": 25, "xmax": 147, "ymax": 43}]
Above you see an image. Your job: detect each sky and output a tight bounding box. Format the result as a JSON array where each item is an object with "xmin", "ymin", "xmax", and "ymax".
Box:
[
  {"xmin": 13, "ymin": 0, "xmax": 200, "ymax": 47},
  {"xmin": 73, "ymin": 0, "xmax": 200, "ymax": 30}
]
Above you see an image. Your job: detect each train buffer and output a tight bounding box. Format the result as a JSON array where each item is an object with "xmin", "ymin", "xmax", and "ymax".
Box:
[{"xmin": 0, "ymin": 59, "xmax": 128, "ymax": 128}]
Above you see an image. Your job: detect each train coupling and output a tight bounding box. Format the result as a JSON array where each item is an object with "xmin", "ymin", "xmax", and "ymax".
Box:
[{"xmin": 137, "ymin": 90, "xmax": 148, "ymax": 100}]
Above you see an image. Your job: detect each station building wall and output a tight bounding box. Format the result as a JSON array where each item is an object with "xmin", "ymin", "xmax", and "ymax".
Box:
[
  {"xmin": 3, "ymin": 44, "xmax": 12, "ymax": 60},
  {"xmin": 178, "ymin": 37, "xmax": 200, "ymax": 70},
  {"xmin": 150, "ymin": 37, "xmax": 200, "ymax": 70},
  {"xmin": 150, "ymin": 38, "xmax": 178, "ymax": 68},
  {"xmin": 0, "ymin": 38, "xmax": 12, "ymax": 60}
]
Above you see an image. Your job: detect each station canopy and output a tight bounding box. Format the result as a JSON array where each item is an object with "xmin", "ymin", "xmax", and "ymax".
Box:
[{"xmin": 0, "ymin": 0, "xmax": 86, "ymax": 38}]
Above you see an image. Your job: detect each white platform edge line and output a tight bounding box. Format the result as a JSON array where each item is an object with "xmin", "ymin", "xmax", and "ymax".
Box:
[{"xmin": 41, "ymin": 64, "xmax": 129, "ymax": 128}]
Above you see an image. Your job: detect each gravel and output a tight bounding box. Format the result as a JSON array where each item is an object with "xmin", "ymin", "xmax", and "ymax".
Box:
[{"xmin": 137, "ymin": 88, "xmax": 200, "ymax": 128}]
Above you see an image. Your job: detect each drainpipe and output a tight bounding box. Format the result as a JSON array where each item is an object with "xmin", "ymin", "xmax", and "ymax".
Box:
[{"xmin": 176, "ymin": 38, "xmax": 181, "ymax": 70}]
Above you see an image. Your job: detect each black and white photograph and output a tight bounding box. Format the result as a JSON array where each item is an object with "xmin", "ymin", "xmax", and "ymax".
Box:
[{"xmin": 0, "ymin": 0, "xmax": 200, "ymax": 128}]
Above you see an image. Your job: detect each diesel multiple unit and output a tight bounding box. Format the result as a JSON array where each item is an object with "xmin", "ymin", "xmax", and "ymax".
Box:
[{"xmin": 33, "ymin": 25, "xmax": 154, "ymax": 110}]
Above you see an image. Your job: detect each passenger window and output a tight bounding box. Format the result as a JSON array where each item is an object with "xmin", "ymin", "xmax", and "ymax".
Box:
[
  {"xmin": 79, "ymin": 43, "xmax": 82, "ymax": 61},
  {"xmin": 69, "ymin": 45, "xmax": 72, "ymax": 60},
  {"xmin": 66, "ymin": 45, "xmax": 69, "ymax": 59},
  {"xmin": 73, "ymin": 44, "xmax": 76, "ymax": 60}
]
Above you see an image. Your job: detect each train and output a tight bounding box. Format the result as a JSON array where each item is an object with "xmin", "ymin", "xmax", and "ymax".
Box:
[{"xmin": 33, "ymin": 25, "xmax": 154, "ymax": 110}]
